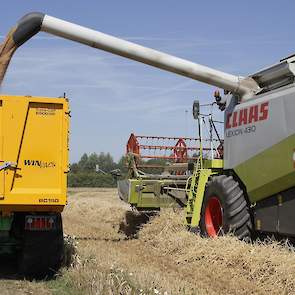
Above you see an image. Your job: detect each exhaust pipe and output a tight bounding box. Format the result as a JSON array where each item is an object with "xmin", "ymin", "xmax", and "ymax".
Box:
[{"xmin": 0, "ymin": 12, "xmax": 260, "ymax": 98}]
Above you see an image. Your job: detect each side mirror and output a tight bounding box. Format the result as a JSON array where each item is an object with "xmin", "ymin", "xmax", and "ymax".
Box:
[{"xmin": 192, "ymin": 100, "xmax": 200, "ymax": 120}]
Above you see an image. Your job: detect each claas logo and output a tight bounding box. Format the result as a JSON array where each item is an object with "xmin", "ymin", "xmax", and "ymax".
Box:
[
  {"xmin": 24, "ymin": 160, "xmax": 56, "ymax": 168},
  {"xmin": 226, "ymin": 102, "xmax": 269, "ymax": 129}
]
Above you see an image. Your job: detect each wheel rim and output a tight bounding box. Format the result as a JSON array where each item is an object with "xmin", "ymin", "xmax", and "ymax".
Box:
[{"xmin": 205, "ymin": 196, "xmax": 223, "ymax": 237}]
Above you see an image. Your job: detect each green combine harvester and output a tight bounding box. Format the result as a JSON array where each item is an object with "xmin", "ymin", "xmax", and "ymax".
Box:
[{"xmin": 117, "ymin": 55, "xmax": 295, "ymax": 240}]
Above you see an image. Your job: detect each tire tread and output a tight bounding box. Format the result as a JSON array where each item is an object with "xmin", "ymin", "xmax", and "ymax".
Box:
[{"xmin": 200, "ymin": 175, "xmax": 252, "ymax": 240}]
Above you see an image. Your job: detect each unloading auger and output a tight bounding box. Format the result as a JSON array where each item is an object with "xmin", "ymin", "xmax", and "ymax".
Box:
[{"xmin": 0, "ymin": 12, "xmax": 261, "ymax": 99}]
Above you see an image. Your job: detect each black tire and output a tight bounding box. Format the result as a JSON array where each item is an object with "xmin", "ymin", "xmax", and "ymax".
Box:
[
  {"xmin": 199, "ymin": 175, "xmax": 252, "ymax": 240},
  {"xmin": 18, "ymin": 213, "xmax": 64, "ymax": 279}
]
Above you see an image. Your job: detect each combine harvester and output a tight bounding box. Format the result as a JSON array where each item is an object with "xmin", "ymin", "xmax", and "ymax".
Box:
[{"xmin": 0, "ymin": 12, "xmax": 294, "ymax": 275}]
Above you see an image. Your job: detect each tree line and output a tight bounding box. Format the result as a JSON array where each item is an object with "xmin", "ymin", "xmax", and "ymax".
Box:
[
  {"xmin": 68, "ymin": 152, "xmax": 171, "ymax": 187},
  {"xmin": 68, "ymin": 152, "xmax": 127, "ymax": 187}
]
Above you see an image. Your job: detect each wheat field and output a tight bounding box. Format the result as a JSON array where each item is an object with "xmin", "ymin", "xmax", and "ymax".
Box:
[{"xmin": 1, "ymin": 188, "xmax": 295, "ymax": 294}]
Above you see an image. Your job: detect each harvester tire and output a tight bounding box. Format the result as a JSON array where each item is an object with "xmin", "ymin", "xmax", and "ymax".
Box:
[
  {"xmin": 18, "ymin": 213, "xmax": 64, "ymax": 279},
  {"xmin": 200, "ymin": 175, "xmax": 252, "ymax": 240}
]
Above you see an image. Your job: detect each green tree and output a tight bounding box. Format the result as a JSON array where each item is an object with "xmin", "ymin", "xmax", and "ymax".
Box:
[
  {"xmin": 78, "ymin": 153, "xmax": 88, "ymax": 171},
  {"xmin": 68, "ymin": 152, "xmax": 119, "ymax": 187},
  {"xmin": 70, "ymin": 163, "xmax": 79, "ymax": 173},
  {"xmin": 98, "ymin": 152, "xmax": 116, "ymax": 172},
  {"xmin": 84, "ymin": 152, "xmax": 99, "ymax": 172}
]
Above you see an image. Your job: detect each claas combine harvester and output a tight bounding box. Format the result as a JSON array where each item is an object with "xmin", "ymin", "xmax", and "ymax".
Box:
[{"xmin": 1, "ymin": 12, "xmax": 295, "ymax": 276}]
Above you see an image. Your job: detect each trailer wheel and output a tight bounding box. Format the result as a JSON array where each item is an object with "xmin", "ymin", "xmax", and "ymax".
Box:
[
  {"xmin": 18, "ymin": 213, "xmax": 64, "ymax": 279},
  {"xmin": 200, "ymin": 175, "xmax": 252, "ymax": 239}
]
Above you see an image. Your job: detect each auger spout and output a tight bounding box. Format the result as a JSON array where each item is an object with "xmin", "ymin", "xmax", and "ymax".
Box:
[{"xmin": 0, "ymin": 12, "xmax": 260, "ymax": 98}]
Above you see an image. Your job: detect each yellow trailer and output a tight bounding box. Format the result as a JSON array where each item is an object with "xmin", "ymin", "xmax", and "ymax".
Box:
[{"xmin": 0, "ymin": 95, "xmax": 69, "ymax": 277}]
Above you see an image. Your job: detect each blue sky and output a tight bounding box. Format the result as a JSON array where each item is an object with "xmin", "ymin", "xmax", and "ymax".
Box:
[{"xmin": 1, "ymin": 1, "xmax": 295, "ymax": 162}]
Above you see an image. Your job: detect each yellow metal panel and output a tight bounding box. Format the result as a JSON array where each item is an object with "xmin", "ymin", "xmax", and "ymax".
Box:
[
  {"xmin": 203, "ymin": 159, "xmax": 224, "ymax": 169},
  {"xmin": 2, "ymin": 97, "xmax": 29, "ymax": 198},
  {"xmin": 0, "ymin": 95, "xmax": 69, "ymax": 213}
]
